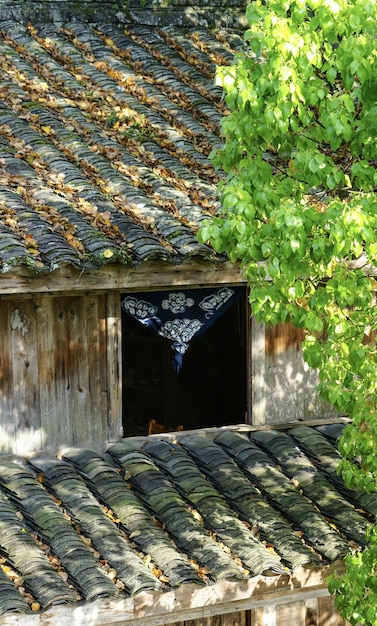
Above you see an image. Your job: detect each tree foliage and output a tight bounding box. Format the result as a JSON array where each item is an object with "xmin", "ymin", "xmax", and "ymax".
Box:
[{"xmin": 198, "ymin": 1, "xmax": 377, "ymax": 622}]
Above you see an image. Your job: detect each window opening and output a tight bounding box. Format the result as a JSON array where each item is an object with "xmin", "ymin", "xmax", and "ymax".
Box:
[{"xmin": 122, "ymin": 288, "xmax": 247, "ymax": 437}]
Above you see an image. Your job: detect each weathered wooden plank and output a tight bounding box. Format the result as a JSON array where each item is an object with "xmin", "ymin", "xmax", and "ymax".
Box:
[
  {"xmin": 37, "ymin": 296, "xmax": 73, "ymax": 448},
  {"xmin": 0, "ymin": 587, "xmax": 337, "ymax": 626},
  {"xmin": 106, "ymin": 292, "xmax": 123, "ymax": 441},
  {"xmin": 220, "ymin": 611, "xmax": 247, "ymax": 626},
  {"xmin": 305, "ymin": 598, "xmax": 318, "ymax": 626},
  {"xmin": 249, "ymin": 609, "xmax": 260, "ymax": 626},
  {"xmin": 250, "ymin": 317, "xmax": 266, "ymax": 425},
  {"xmin": 245, "ymin": 298, "xmax": 252, "ymax": 425},
  {"xmin": 249, "ymin": 606, "xmax": 276, "ymax": 626},
  {"xmin": 85, "ymin": 294, "xmax": 102, "ymax": 443},
  {"xmin": 317, "ymin": 596, "xmax": 350, "ymax": 626},
  {"xmin": 185, "ymin": 617, "xmax": 222, "ymax": 626},
  {"xmin": 129, "ymin": 562, "xmax": 340, "ymax": 624},
  {"xmin": 1, "ymin": 291, "xmax": 119, "ymax": 453},
  {"xmin": 66, "ymin": 296, "xmax": 91, "ymax": 445},
  {"xmin": 303, "ymin": 364, "xmax": 340, "ymax": 421},
  {"xmin": 35, "ymin": 294, "xmax": 116, "ymax": 451},
  {"xmin": 0, "ymin": 262, "xmax": 246, "ymax": 296},
  {"xmin": 10, "ymin": 299, "xmax": 42, "ymax": 454},
  {"xmin": 276, "ymin": 600, "xmax": 305, "ymax": 625},
  {"xmin": 53, "ymin": 294, "xmax": 114, "ymax": 447},
  {"xmin": 95, "ymin": 302, "xmax": 108, "ymax": 441},
  {"xmin": 0, "ymin": 299, "xmax": 15, "ymax": 454},
  {"xmin": 249, "ymin": 320, "xmax": 341, "ymax": 424},
  {"xmin": 264, "ymin": 323, "xmax": 307, "ymax": 424}
]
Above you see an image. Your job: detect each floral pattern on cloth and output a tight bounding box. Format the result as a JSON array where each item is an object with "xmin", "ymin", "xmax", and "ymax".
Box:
[
  {"xmin": 122, "ymin": 287, "xmax": 244, "ymax": 372},
  {"xmin": 158, "ymin": 319, "xmax": 203, "ymax": 343},
  {"xmin": 122, "ymin": 296, "xmax": 158, "ymax": 319},
  {"xmin": 162, "ymin": 292, "xmax": 194, "ymax": 314},
  {"xmin": 199, "ymin": 288, "xmax": 235, "ymax": 319}
]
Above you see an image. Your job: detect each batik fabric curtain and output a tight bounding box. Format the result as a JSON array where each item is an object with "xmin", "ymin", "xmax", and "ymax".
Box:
[{"xmin": 121, "ymin": 286, "xmax": 243, "ymax": 372}]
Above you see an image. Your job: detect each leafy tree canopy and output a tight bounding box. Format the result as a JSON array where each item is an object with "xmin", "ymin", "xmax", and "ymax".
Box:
[{"xmin": 198, "ymin": 1, "xmax": 377, "ymax": 623}]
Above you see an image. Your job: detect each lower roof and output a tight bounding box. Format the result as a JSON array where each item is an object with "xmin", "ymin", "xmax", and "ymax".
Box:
[{"xmin": 0, "ymin": 420, "xmax": 370, "ymax": 623}]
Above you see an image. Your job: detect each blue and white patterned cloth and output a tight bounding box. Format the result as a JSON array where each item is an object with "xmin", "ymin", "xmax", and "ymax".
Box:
[{"xmin": 122, "ymin": 287, "xmax": 243, "ymax": 372}]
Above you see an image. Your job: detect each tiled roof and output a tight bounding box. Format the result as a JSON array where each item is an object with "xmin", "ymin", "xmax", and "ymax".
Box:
[
  {"xmin": 0, "ymin": 423, "xmax": 370, "ymax": 617},
  {"xmin": 0, "ymin": 19, "xmax": 243, "ymax": 274}
]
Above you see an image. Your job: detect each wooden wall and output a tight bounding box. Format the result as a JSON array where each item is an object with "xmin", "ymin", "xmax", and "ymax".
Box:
[
  {"xmin": 0, "ymin": 292, "xmax": 122, "ymax": 455},
  {"xmin": 250, "ymin": 319, "xmax": 340, "ymax": 425},
  {"xmin": 0, "ymin": 287, "xmax": 341, "ymax": 454},
  {"xmin": 168, "ymin": 596, "xmax": 350, "ymax": 626}
]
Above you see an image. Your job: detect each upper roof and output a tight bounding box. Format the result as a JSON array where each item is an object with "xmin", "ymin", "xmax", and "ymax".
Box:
[
  {"xmin": 0, "ymin": 0, "xmax": 248, "ymax": 29},
  {"xmin": 0, "ymin": 422, "xmax": 371, "ymax": 623},
  {"xmin": 0, "ymin": 17, "xmax": 244, "ymax": 276}
]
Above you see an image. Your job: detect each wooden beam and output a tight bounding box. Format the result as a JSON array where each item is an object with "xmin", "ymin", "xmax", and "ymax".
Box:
[
  {"xmin": 0, "ymin": 562, "xmax": 345, "ymax": 626},
  {"xmin": 0, "ymin": 261, "xmax": 246, "ymax": 296}
]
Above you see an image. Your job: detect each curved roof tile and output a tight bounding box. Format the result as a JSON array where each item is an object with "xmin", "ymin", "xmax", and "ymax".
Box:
[
  {"xmin": 0, "ymin": 20, "xmax": 243, "ymax": 273},
  {"xmin": 0, "ymin": 423, "xmax": 369, "ymax": 617}
]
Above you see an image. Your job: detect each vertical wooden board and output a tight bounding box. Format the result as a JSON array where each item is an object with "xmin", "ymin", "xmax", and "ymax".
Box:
[
  {"xmin": 248, "ymin": 609, "xmax": 266, "ymax": 626},
  {"xmin": 221, "ymin": 610, "xmax": 247, "ymax": 626},
  {"xmin": 317, "ymin": 596, "xmax": 351, "ymax": 626},
  {"xmin": 264, "ymin": 322, "xmax": 340, "ymax": 422},
  {"xmin": 85, "ymin": 294, "xmax": 105, "ymax": 444},
  {"xmin": 106, "ymin": 292, "xmax": 122, "ymax": 441},
  {"xmin": 264, "ymin": 323, "xmax": 306, "ymax": 423},
  {"xmin": 303, "ymin": 364, "xmax": 340, "ymax": 421},
  {"xmin": 9, "ymin": 299, "xmax": 42, "ymax": 454},
  {"xmin": 249, "ymin": 608, "xmax": 271, "ymax": 626},
  {"xmin": 63, "ymin": 293, "xmax": 110, "ymax": 447},
  {"xmin": 250, "ymin": 317, "xmax": 266, "ymax": 425},
  {"xmin": 185, "ymin": 616, "xmax": 222, "ymax": 626},
  {"xmin": 245, "ymin": 300, "xmax": 252, "ymax": 425},
  {"xmin": 0, "ymin": 299, "xmax": 16, "ymax": 453},
  {"xmin": 98, "ymin": 294, "xmax": 110, "ymax": 441},
  {"xmin": 248, "ymin": 610, "xmax": 256, "ymax": 626},
  {"xmin": 37, "ymin": 296, "xmax": 73, "ymax": 449},
  {"xmin": 305, "ymin": 598, "xmax": 318, "ymax": 625},
  {"xmin": 64, "ymin": 296, "xmax": 93, "ymax": 446},
  {"xmin": 55, "ymin": 296, "xmax": 77, "ymax": 445},
  {"xmin": 84, "ymin": 294, "xmax": 97, "ymax": 443},
  {"xmin": 37, "ymin": 293, "xmax": 120, "ymax": 451},
  {"xmin": 276, "ymin": 601, "xmax": 305, "ymax": 625}
]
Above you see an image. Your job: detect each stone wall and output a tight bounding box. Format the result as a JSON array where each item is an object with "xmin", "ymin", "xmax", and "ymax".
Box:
[{"xmin": 0, "ymin": 0, "xmax": 248, "ymax": 27}]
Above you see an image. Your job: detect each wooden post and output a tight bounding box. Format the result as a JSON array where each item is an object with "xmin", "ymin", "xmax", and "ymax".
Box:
[
  {"xmin": 0, "ymin": 300, "xmax": 16, "ymax": 454},
  {"xmin": 106, "ymin": 292, "xmax": 123, "ymax": 441},
  {"xmin": 250, "ymin": 316, "xmax": 266, "ymax": 425}
]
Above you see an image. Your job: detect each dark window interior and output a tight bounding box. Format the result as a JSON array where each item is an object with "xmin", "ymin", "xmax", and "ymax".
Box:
[{"xmin": 122, "ymin": 290, "xmax": 247, "ymax": 437}]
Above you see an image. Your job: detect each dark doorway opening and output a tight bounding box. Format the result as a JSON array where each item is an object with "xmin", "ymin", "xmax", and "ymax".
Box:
[{"xmin": 122, "ymin": 289, "xmax": 247, "ymax": 437}]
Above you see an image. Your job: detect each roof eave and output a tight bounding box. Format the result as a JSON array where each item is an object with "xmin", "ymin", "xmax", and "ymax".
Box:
[
  {"xmin": 0, "ymin": 259, "xmax": 246, "ymax": 297},
  {"xmin": 0, "ymin": 560, "xmax": 345, "ymax": 626}
]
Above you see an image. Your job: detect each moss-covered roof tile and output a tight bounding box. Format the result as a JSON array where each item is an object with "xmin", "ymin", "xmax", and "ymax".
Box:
[
  {"xmin": 0, "ymin": 423, "xmax": 371, "ymax": 617},
  {"xmin": 0, "ymin": 19, "xmax": 245, "ymax": 274}
]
